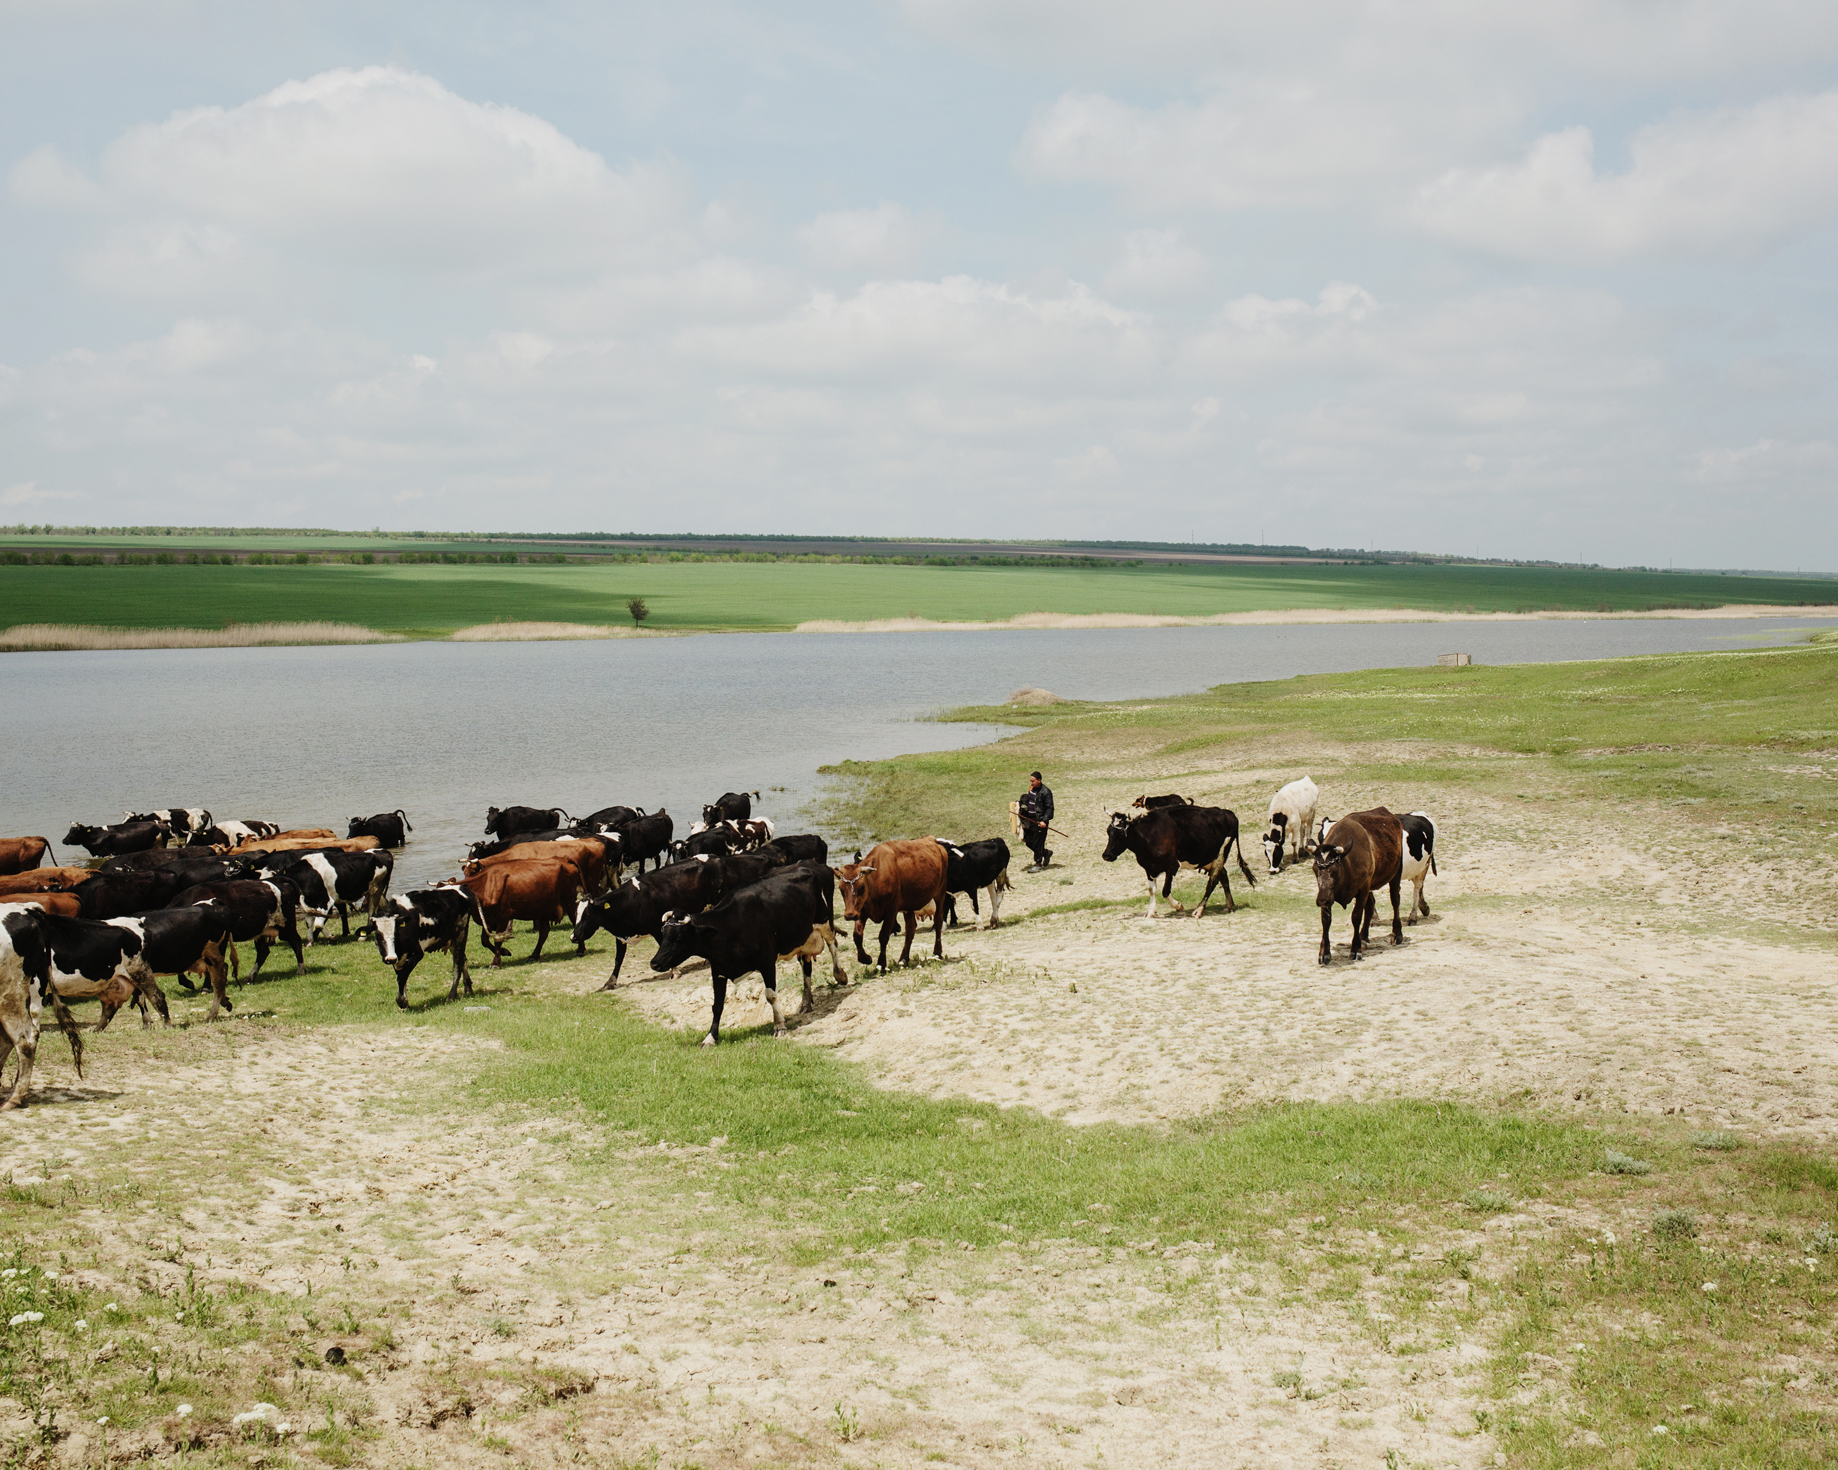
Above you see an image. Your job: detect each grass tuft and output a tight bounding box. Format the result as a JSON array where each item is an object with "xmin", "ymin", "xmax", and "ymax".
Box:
[
  {"xmin": 1690, "ymin": 1130, "xmax": 1743, "ymax": 1151},
  {"xmin": 1603, "ymin": 1148, "xmax": 1653, "ymax": 1175},
  {"xmin": 1652, "ymin": 1207, "xmax": 1699, "ymax": 1240}
]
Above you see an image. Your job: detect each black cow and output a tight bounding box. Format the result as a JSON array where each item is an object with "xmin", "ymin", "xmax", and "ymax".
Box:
[
  {"xmin": 0, "ymin": 909, "xmax": 86, "ymax": 1108},
  {"xmin": 23, "ymin": 911, "xmax": 175, "ymax": 1031},
  {"xmin": 1131, "ymin": 794, "xmax": 1193, "ymax": 810},
  {"xmin": 346, "ymin": 810, "xmax": 412, "ymax": 847},
  {"xmin": 484, "ymin": 805, "xmax": 570, "ymax": 838},
  {"xmin": 268, "ymin": 850, "xmax": 393, "ymax": 942},
  {"xmin": 650, "ymin": 863, "xmax": 844, "ymax": 1045},
  {"xmin": 701, "ymin": 791, "xmax": 758, "ymax": 826},
  {"xmin": 570, "ymin": 858, "xmax": 728, "ymax": 987},
  {"xmin": 611, "ymin": 811, "xmax": 674, "ymax": 874},
  {"xmin": 75, "ymin": 867, "xmax": 193, "ymax": 920},
  {"xmin": 102, "ymin": 848, "xmax": 252, "ymax": 874},
  {"xmin": 171, "ymin": 878, "xmax": 306, "ymax": 977},
  {"xmin": 63, "ymin": 820, "xmax": 170, "ymax": 857},
  {"xmin": 579, "ymin": 805, "xmax": 643, "ymax": 829},
  {"xmin": 372, "ymin": 888, "xmax": 476, "ymax": 1008},
  {"xmin": 1101, "ymin": 806, "xmax": 1256, "ymax": 918},
  {"xmin": 936, "ymin": 837, "xmax": 1012, "ymax": 929},
  {"xmin": 464, "ymin": 828, "xmax": 571, "ymax": 862},
  {"xmin": 757, "ymin": 834, "xmax": 828, "ymax": 867},
  {"xmin": 124, "ymin": 808, "xmax": 212, "ymax": 836}
]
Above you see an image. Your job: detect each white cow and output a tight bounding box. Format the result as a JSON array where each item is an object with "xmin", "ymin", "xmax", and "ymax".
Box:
[
  {"xmin": 1262, "ymin": 776, "xmax": 1320, "ymax": 872},
  {"xmin": 1398, "ymin": 812, "xmax": 1439, "ymax": 921}
]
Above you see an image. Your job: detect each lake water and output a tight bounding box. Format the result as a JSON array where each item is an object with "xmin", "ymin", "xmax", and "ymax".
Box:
[{"xmin": 5, "ymin": 617, "xmax": 1830, "ymax": 888}]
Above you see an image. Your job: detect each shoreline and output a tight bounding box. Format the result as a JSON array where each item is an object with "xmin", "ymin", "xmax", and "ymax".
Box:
[{"xmin": 4, "ymin": 603, "xmax": 1835, "ymax": 652}]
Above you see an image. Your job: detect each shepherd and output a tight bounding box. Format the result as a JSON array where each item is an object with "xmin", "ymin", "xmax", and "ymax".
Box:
[{"xmin": 1018, "ymin": 770, "xmax": 1054, "ymax": 871}]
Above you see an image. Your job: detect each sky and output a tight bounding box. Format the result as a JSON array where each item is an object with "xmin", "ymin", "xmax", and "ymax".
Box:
[{"xmin": 2, "ymin": 1, "xmax": 1835, "ymax": 568}]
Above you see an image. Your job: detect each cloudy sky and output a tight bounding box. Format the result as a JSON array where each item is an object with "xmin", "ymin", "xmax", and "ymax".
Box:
[{"xmin": 3, "ymin": 1, "xmax": 1835, "ymax": 567}]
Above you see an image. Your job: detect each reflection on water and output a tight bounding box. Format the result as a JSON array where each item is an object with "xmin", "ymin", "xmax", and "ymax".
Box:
[{"xmin": 4, "ymin": 617, "xmax": 1829, "ymax": 887}]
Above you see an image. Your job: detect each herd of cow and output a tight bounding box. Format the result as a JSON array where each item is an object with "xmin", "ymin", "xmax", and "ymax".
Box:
[{"xmin": 0, "ymin": 774, "xmax": 1438, "ymax": 1109}]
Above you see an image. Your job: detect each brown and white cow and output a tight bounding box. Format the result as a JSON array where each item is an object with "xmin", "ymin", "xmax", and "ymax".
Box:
[
  {"xmin": 0, "ymin": 909, "xmax": 86, "ymax": 1109},
  {"xmin": 1311, "ymin": 806, "xmax": 1405, "ymax": 965},
  {"xmin": 453, "ymin": 858, "xmax": 583, "ymax": 967},
  {"xmin": 834, "ymin": 838, "xmax": 948, "ymax": 971},
  {"xmin": 0, "ymin": 837, "xmax": 57, "ymax": 876}
]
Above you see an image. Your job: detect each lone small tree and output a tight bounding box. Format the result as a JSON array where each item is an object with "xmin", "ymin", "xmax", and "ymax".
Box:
[{"xmin": 626, "ymin": 596, "xmax": 650, "ymax": 627}]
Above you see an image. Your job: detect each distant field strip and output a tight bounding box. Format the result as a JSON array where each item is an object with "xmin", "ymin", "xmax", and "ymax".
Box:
[
  {"xmin": 0, "ymin": 621, "xmax": 394, "ymax": 651},
  {"xmin": 3, "ymin": 559, "xmax": 1835, "ymax": 640}
]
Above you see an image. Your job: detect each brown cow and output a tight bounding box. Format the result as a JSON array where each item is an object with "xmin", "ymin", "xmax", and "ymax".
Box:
[
  {"xmin": 0, "ymin": 868, "xmax": 93, "ymax": 897},
  {"xmin": 0, "ymin": 893, "xmax": 83, "ymax": 918},
  {"xmin": 453, "ymin": 859, "xmax": 582, "ymax": 967},
  {"xmin": 227, "ymin": 834, "xmax": 379, "ymax": 857},
  {"xmin": 834, "ymin": 838, "xmax": 948, "ymax": 971},
  {"xmin": 462, "ymin": 837, "xmax": 609, "ymax": 895},
  {"xmin": 1311, "ymin": 806, "xmax": 1404, "ymax": 965},
  {"xmin": 0, "ymin": 837, "xmax": 56, "ymax": 876}
]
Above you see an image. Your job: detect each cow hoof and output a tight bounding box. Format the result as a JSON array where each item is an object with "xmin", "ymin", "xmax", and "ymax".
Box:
[
  {"xmin": 396, "ymin": 997, "xmax": 408, "ymax": 1010},
  {"xmin": 700, "ymin": 1034, "xmax": 717, "ymax": 1048},
  {"xmin": 773, "ymin": 1026, "xmax": 788, "ymax": 1038},
  {"xmin": 1318, "ymin": 954, "xmax": 1331, "ymax": 967}
]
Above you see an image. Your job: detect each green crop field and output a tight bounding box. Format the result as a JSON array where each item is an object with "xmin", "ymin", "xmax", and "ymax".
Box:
[{"xmin": 2, "ymin": 557, "xmax": 1833, "ymax": 638}]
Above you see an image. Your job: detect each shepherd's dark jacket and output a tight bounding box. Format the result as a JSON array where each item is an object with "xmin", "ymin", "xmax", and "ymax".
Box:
[{"xmin": 1018, "ymin": 785, "xmax": 1054, "ymax": 827}]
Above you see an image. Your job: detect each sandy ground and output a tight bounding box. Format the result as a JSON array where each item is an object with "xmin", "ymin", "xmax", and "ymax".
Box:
[
  {"xmin": 795, "ymin": 605, "xmax": 1838, "ymax": 634},
  {"xmin": 4, "ymin": 754, "xmax": 1833, "ymax": 1466}
]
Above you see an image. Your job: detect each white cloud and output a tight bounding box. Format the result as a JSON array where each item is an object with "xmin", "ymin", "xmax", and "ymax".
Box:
[
  {"xmin": 1412, "ymin": 92, "xmax": 1838, "ymax": 261},
  {"xmin": 1105, "ymin": 227, "xmax": 1207, "ymax": 296},
  {"xmin": 796, "ymin": 202, "xmax": 934, "ymax": 275},
  {"xmin": 13, "ymin": 66, "xmax": 696, "ymax": 297}
]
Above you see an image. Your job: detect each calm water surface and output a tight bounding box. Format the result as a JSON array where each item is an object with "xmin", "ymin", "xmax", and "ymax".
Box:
[{"xmin": 5, "ymin": 618, "xmax": 1829, "ymax": 887}]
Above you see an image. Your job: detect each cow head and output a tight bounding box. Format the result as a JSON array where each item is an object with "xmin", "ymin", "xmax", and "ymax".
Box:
[
  {"xmin": 1311, "ymin": 845, "xmax": 1347, "ymax": 906},
  {"xmin": 570, "ymin": 893, "xmax": 612, "ymax": 947},
  {"xmin": 1130, "ymin": 795, "xmax": 1148, "ymax": 809},
  {"xmin": 834, "ymin": 863, "xmax": 874, "ymax": 921},
  {"xmin": 1263, "ymin": 812, "xmax": 1289, "ymax": 872},
  {"xmin": 1100, "ymin": 813, "xmax": 1134, "ymax": 863},
  {"xmin": 371, "ymin": 903, "xmax": 423, "ymax": 974},
  {"xmin": 483, "ymin": 806, "xmax": 504, "ymax": 834},
  {"xmin": 651, "ymin": 913, "xmax": 702, "ymax": 972},
  {"xmin": 700, "ymin": 803, "xmax": 724, "ymax": 827}
]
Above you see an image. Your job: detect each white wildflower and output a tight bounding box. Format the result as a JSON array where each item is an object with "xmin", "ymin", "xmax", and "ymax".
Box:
[
  {"xmin": 232, "ymin": 1402, "xmax": 278, "ymax": 1427},
  {"xmin": 96, "ymin": 1416, "xmax": 109, "ymax": 1426},
  {"xmin": 42, "ymin": 1271, "xmax": 57, "ymax": 1281},
  {"xmin": 0, "ymin": 1269, "xmax": 15, "ymax": 1279},
  {"xmin": 176, "ymin": 1404, "xmax": 193, "ymax": 1418},
  {"xmin": 74, "ymin": 1319, "xmax": 87, "ymax": 1331},
  {"xmin": 1653, "ymin": 1424, "xmax": 1668, "ymax": 1434},
  {"xmin": 9, "ymin": 1311, "xmax": 44, "ymax": 1326},
  {"xmin": 105, "ymin": 1302, "xmax": 118, "ymax": 1312},
  {"xmin": 1603, "ymin": 1229, "xmax": 1616, "ymax": 1247},
  {"xmin": 276, "ymin": 1421, "xmax": 293, "ymax": 1436},
  {"xmin": 1702, "ymin": 1281, "xmax": 1718, "ymax": 1292}
]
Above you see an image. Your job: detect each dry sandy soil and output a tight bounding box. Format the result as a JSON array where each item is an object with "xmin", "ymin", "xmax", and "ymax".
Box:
[{"xmin": 3, "ymin": 753, "xmax": 1833, "ymax": 1468}]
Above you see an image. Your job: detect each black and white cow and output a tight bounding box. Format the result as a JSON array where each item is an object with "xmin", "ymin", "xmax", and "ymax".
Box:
[
  {"xmin": 267, "ymin": 850, "xmax": 393, "ymax": 943},
  {"xmin": 650, "ymin": 863, "xmax": 845, "ymax": 1045},
  {"xmin": 124, "ymin": 808, "xmax": 212, "ymax": 837},
  {"xmin": 63, "ymin": 820, "xmax": 170, "ymax": 857},
  {"xmin": 1262, "ymin": 776, "xmax": 1320, "ymax": 873},
  {"xmin": 371, "ymin": 888, "xmax": 476, "ymax": 1008},
  {"xmin": 107, "ymin": 908, "xmax": 235, "ymax": 1019},
  {"xmin": 347, "ymin": 810, "xmax": 412, "ymax": 846},
  {"xmin": 570, "ymin": 857, "xmax": 731, "ymax": 986},
  {"xmin": 700, "ymin": 791, "xmax": 759, "ymax": 827},
  {"xmin": 101, "ymin": 848, "xmax": 250, "ymax": 874},
  {"xmin": 667, "ymin": 822, "xmax": 746, "ymax": 866},
  {"xmin": 0, "ymin": 909, "xmax": 86, "ymax": 1109},
  {"xmin": 1101, "ymin": 806, "xmax": 1257, "ymax": 918},
  {"xmin": 936, "ymin": 837, "xmax": 1012, "ymax": 929},
  {"xmin": 483, "ymin": 805, "xmax": 570, "ymax": 838},
  {"xmin": 4, "ymin": 909, "xmax": 175, "ymax": 1032},
  {"xmin": 171, "ymin": 878, "xmax": 306, "ymax": 977},
  {"xmin": 185, "ymin": 821, "xmax": 266, "ymax": 850},
  {"xmin": 1398, "ymin": 812, "xmax": 1439, "ymax": 922}
]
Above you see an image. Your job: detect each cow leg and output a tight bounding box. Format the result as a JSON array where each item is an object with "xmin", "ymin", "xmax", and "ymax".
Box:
[
  {"xmin": 852, "ymin": 918, "xmax": 873, "ymax": 968},
  {"xmin": 253, "ymin": 936, "xmax": 271, "ymax": 975},
  {"xmin": 767, "ymin": 964, "xmax": 787, "ymax": 1038},
  {"xmin": 601, "ymin": 936, "xmax": 629, "ymax": 990},
  {"xmin": 1389, "ymin": 876, "xmax": 1403, "ymax": 944},
  {"xmin": 531, "ymin": 921, "xmax": 550, "ymax": 960},
  {"xmin": 1163, "ymin": 868, "xmax": 1184, "ymax": 913},
  {"xmin": 0, "ymin": 1018, "xmax": 35, "ymax": 1111},
  {"xmin": 1143, "ymin": 867, "xmax": 1159, "ymax": 918},
  {"xmin": 799, "ymin": 955, "xmax": 814, "ymax": 1013},
  {"xmin": 897, "ymin": 912, "xmax": 918, "ymax": 968},
  {"xmin": 454, "ymin": 917, "xmax": 474, "ymax": 997},
  {"xmin": 339, "ymin": 903, "xmax": 350, "ymax": 939},
  {"xmin": 1318, "ymin": 905, "xmax": 1333, "ymax": 966},
  {"xmin": 985, "ymin": 882, "xmax": 1003, "ymax": 929},
  {"xmin": 229, "ymin": 940, "xmax": 243, "ymax": 980},
  {"xmin": 398, "ymin": 965, "xmax": 412, "ymax": 1009},
  {"xmin": 703, "ymin": 974, "xmax": 728, "ymax": 1046},
  {"xmin": 484, "ymin": 927, "xmax": 508, "ymax": 968},
  {"xmin": 876, "ymin": 917, "xmax": 897, "ymax": 971},
  {"xmin": 126, "ymin": 961, "xmax": 171, "ymax": 1027},
  {"xmin": 1348, "ymin": 896, "xmax": 1368, "ymax": 962},
  {"xmin": 943, "ymin": 894, "xmax": 957, "ymax": 929},
  {"xmin": 931, "ymin": 897, "xmax": 944, "ymax": 960}
]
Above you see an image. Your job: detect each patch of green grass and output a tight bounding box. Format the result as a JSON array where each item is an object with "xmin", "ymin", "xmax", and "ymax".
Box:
[{"xmin": 4, "ymin": 558, "xmax": 1832, "ymax": 637}]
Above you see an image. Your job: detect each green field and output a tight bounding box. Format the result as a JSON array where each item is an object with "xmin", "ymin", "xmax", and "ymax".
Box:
[{"xmin": 2, "ymin": 558, "xmax": 1833, "ymax": 637}]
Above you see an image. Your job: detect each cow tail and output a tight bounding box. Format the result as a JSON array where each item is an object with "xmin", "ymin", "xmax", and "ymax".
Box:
[
  {"xmin": 398, "ymin": 810, "xmax": 413, "ymax": 833},
  {"xmin": 1429, "ymin": 851, "xmax": 1439, "ymax": 876},
  {"xmin": 1232, "ymin": 834, "xmax": 1256, "ymax": 887},
  {"xmin": 994, "ymin": 867, "xmax": 1011, "ymax": 894},
  {"xmin": 43, "ymin": 840, "xmax": 57, "ymax": 867},
  {"xmin": 49, "ymin": 992, "xmax": 84, "ymax": 1078}
]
